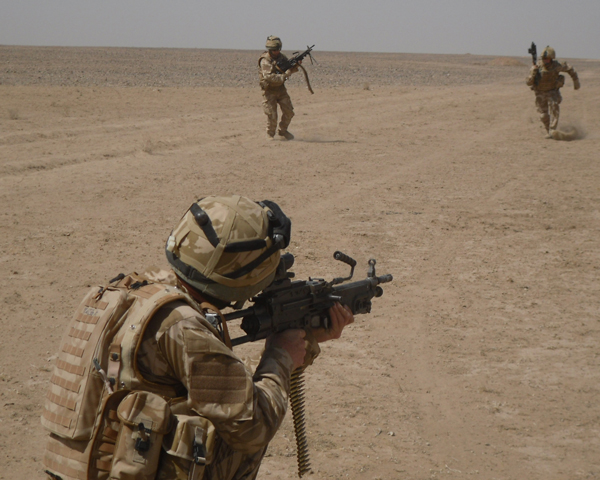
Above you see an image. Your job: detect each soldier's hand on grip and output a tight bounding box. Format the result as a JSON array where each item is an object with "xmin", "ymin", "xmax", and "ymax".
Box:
[{"xmin": 312, "ymin": 302, "xmax": 354, "ymax": 344}]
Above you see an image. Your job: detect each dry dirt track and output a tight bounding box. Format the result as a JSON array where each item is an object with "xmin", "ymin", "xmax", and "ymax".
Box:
[{"xmin": 1, "ymin": 47, "xmax": 600, "ymax": 480}]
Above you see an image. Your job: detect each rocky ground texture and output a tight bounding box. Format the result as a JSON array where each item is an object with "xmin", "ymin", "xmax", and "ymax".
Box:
[{"xmin": 1, "ymin": 46, "xmax": 599, "ymax": 480}]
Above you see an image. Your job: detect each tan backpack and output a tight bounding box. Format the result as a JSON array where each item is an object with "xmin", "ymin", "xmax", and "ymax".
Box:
[{"xmin": 42, "ymin": 273, "xmax": 205, "ymax": 480}]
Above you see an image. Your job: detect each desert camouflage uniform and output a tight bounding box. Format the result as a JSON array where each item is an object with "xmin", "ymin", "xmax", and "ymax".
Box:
[
  {"xmin": 138, "ymin": 267, "xmax": 319, "ymax": 480},
  {"xmin": 258, "ymin": 52, "xmax": 296, "ymax": 136},
  {"xmin": 526, "ymin": 59, "xmax": 579, "ymax": 132}
]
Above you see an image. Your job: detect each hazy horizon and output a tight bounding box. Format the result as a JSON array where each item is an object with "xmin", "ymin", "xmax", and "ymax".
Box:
[
  {"xmin": 2, "ymin": 1, "xmax": 599, "ymax": 60},
  {"xmin": 2, "ymin": 44, "xmax": 598, "ymax": 62}
]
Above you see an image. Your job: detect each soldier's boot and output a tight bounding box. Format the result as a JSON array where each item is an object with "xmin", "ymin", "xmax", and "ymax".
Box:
[
  {"xmin": 266, "ymin": 131, "xmax": 275, "ymax": 141},
  {"xmin": 278, "ymin": 130, "xmax": 294, "ymax": 140},
  {"xmin": 542, "ymin": 119, "xmax": 552, "ymax": 139}
]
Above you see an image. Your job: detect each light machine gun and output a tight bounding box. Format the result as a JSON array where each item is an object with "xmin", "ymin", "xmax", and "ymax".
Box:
[
  {"xmin": 215, "ymin": 251, "xmax": 392, "ymax": 477},
  {"xmin": 224, "ymin": 251, "xmax": 392, "ymax": 346},
  {"xmin": 275, "ymin": 45, "xmax": 315, "ymax": 74},
  {"xmin": 275, "ymin": 45, "xmax": 316, "ymax": 94}
]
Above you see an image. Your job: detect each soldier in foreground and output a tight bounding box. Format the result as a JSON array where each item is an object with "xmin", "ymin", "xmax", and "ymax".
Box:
[
  {"xmin": 41, "ymin": 195, "xmax": 353, "ymax": 480},
  {"xmin": 258, "ymin": 36, "xmax": 300, "ymax": 141},
  {"xmin": 526, "ymin": 45, "xmax": 580, "ymax": 139}
]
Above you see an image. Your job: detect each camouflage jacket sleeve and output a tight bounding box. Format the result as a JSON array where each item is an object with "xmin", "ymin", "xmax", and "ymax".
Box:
[
  {"xmin": 259, "ymin": 56, "xmax": 290, "ymax": 87},
  {"xmin": 526, "ymin": 65, "xmax": 536, "ymax": 86},
  {"xmin": 141, "ymin": 302, "xmax": 296, "ymax": 454},
  {"xmin": 558, "ymin": 61, "xmax": 579, "ymax": 82}
]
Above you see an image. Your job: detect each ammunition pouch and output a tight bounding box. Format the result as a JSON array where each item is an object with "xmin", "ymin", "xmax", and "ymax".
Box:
[
  {"xmin": 111, "ymin": 391, "xmax": 172, "ymax": 480},
  {"xmin": 161, "ymin": 415, "xmax": 216, "ymax": 480},
  {"xmin": 557, "ymin": 74, "xmax": 565, "ymax": 89}
]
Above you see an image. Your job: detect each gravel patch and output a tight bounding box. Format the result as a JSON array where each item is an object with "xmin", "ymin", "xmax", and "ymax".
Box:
[{"xmin": 0, "ymin": 45, "xmax": 540, "ymax": 89}]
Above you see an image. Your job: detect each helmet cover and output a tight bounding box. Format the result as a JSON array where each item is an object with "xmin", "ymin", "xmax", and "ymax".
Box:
[
  {"xmin": 266, "ymin": 35, "xmax": 282, "ymax": 51},
  {"xmin": 542, "ymin": 46, "xmax": 556, "ymax": 60},
  {"xmin": 166, "ymin": 195, "xmax": 290, "ymax": 302}
]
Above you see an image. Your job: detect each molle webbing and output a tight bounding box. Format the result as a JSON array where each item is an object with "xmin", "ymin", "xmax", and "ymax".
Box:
[
  {"xmin": 42, "ymin": 274, "xmax": 202, "ymax": 480},
  {"xmin": 44, "ymin": 390, "xmax": 130, "ymax": 480},
  {"xmin": 42, "ymin": 288, "xmax": 132, "ymax": 440}
]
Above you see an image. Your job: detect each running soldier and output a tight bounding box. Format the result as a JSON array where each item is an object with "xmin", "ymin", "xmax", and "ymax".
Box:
[
  {"xmin": 41, "ymin": 195, "xmax": 353, "ymax": 480},
  {"xmin": 526, "ymin": 45, "xmax": 580, "ymax": 138},
  {"xmin": 258, "ymin": 36, "xmax": 300, "ymax": 141}
]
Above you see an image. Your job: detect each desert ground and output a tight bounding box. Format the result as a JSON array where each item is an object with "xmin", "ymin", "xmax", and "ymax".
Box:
[{"xmin": 1, "ymin": 46, "xmax": 599, "ymax": 480}]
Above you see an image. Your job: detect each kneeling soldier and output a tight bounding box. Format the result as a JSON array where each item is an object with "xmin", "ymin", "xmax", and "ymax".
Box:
[{"xmin": 41, "ymin": 195, "xmax": 353, "ymax": 480}]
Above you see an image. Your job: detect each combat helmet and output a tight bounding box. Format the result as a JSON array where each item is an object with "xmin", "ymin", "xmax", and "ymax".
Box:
[
  {"xmin": 266, "ymin": 35, "xmax": 282, "ymax": 51},
  {"xmin": 166, "ymin": 195, "xmax": 291, "ymax": 303},
  {"xmin": 542, "ymin": 46, "xmax": 556, "ymax": 60}
]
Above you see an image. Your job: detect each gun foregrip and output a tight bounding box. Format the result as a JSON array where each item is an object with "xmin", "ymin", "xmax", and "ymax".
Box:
[{"xmin": 334, "ymin": 251, "xmax": 357, "ymax": 267}]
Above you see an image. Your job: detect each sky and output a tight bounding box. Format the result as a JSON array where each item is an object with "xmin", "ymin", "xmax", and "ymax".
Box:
[{"xmin": 2, "ymin": 0, "xmax": 599, "ymax": 60}]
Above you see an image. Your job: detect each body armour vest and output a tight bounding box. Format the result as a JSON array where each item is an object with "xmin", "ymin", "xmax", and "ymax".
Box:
[
  {"xmin": 258, "ymin": 52, "xmax": 288, "ymax": 90},
  {"xmin": 41, "ymin": 273, "xmax": 206, "ymax": 480},
  {"xmin": 536, "ymin": 60, "xmax": 567, "ymax": 92}
]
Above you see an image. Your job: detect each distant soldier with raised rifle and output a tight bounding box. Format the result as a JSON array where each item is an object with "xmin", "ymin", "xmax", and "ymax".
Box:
[
  {"xmin": 258, "ymin": 36, "xmax": 314, "ymax": 141},
  {"xmin": 526, "ymin": 43, "xmax": 581, "ymax": 139}
]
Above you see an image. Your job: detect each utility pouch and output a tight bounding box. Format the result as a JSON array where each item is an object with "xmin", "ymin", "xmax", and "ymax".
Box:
[
  {"xmin": 161, "ymin": 415, "xmax": 216, "ymax": 480},
  {"xmin": 111, "ymin": 391, "xmax": 172, "ymax": 480},
  {"xmin": 557, "ymin": 74, "xmax": 565, "ymax": 88}
]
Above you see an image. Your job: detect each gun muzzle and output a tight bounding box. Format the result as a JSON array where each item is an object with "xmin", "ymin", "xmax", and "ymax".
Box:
[{"xmin": 377, "ymin": 274, "xmax": 393, "ymax": 284}]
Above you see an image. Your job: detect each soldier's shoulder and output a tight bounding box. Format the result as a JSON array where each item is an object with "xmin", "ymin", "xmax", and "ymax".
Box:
[
  {"xmin": 139, "ymin": 265, "xmax": 178, "ymax": 285},
  {"xmin": 153, "ymin": 303, "xmax": 216, "ymax": 341}
]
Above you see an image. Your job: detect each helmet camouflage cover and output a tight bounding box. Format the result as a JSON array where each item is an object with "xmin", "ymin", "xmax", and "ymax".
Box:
[
  {"xmin": 542, "ymin": 46, "xmax": 556, "ymax": 60},
  {"xmin": 265, "ymin": 35, "xmax": 282, "ymax": 51},
  {"xmin": 166, "ymin": 195, "xmax": 291, "ymax": 303}
]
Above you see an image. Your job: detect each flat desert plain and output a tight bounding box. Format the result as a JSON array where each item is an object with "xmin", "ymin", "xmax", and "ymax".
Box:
[{"xmin": 1, "ymin": 46, "xmax": 600, "ymax": 480}]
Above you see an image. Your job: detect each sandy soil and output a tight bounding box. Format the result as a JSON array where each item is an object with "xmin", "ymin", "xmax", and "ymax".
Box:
[{"xmin": 1, "ymin": 46, "xmax": 599, "ymax": 480}]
